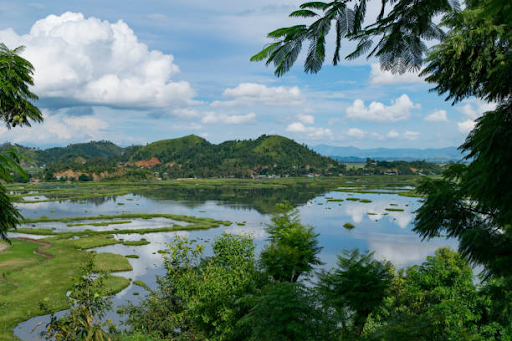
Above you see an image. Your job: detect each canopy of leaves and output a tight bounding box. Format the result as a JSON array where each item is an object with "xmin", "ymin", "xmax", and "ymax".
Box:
[
  {"xmin": 0, "ymin": 148, "xmax": 27, "ymax": 240},
  {"xmin": 0, "ymin": 43, "xmax": 42, "ymax": 128},
  {"xmin": 260, "ymin": 202, "xmax": 323, "ymax": 282},
  {"xmin": 251, "ymin": 0, "xmax": 458, "ymax": 76},
  {"xmin": 318, "ymin": 248, "xmax": 394, "ymax": 337},
  {"xmin": 414, "ymin": 101, "xmax": 512, "ymax": 280}
]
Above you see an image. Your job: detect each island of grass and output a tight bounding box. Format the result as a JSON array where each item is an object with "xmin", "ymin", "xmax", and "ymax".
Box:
[
  {"xmin": 360, "ymin": 199, "xmax": 372, "ymax": 203},
  {"xmin": 327, "ymin": 198, "xmax": 344, "ymax": 202},
  {"xmin": 0, "ymin": 236, "xmax": 132, "ymax": 340},
  {"xmin": 14, "ymin": 213, "xmax": 232, "ymax": 239},
  {"xmin": 346, "ymin": 197, "xmax": 360, "ymax": 201},
  {"xmin": 343, "ymin": 222, "xmax": 356, "ymax": 229},
  {"xmin": 132, "ymin": 280, "xmax": 151, "ymax": 291},
  {"xmin": 385, "ymin": 208, "xmax": 405, "ymax": 212},
  {"xmin": 123, "ymin": 239, "xmax": 150, "ymax": 246},
  {"xmin": 67, "ymin": 220, "xmax": 132, "ymax": 227}
]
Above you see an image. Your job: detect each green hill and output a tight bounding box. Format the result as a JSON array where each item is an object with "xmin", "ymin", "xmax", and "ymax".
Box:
[
  {"xmin": 0, "ymin": 141, "xmax": 141, "ymax": 168},
  {"xmin": 38, "ymin": 141, "xmax": 124, "ymax": 164},
  {"xmin": 131, "ymin": 135, "xmax": 344, "ymax": 178},
  {"xmin": 3, "ymin": 135, "xmax": 344, "ymax": 179}
]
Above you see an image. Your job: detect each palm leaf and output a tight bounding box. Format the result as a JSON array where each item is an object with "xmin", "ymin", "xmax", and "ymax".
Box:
[
  {"xmin": 289, "ymin": 10, "xmax": 318, "ymax": 18},
  {"xmin": 300, "ymin": 2, "xmax": 330, "ymax": 10}
]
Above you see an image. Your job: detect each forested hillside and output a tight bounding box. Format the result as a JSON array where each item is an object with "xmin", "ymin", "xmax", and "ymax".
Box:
[
  {"xmin": 130, "ymin": 134, "xmax": 344, "ymax": 178},
  {"xmin": 2, "ymin": 135, "xmax": 344, "ymax": 179},
  {"xmin": 0, "ymin": 141, "xmax": 139, "ymax": 166}
]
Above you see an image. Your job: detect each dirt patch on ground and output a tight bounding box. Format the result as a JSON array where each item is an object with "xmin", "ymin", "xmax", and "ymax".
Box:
[
  {"xmin": 0, "ymin": 243, "xmax": 7, "ymax": 252},
  {"xmin": 135, "ymin": 157, "xmax": 162, "ymax": 167}
]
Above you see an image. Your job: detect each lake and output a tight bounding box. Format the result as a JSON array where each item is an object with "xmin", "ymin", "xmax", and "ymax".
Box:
[{"xmin": 10, "ymin": 183, "xmax": 456, "ymax": 340}]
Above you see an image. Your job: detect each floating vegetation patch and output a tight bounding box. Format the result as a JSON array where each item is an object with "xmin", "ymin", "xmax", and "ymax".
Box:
[
  {"xmin": 343, "ymin": 223, "xmax": 355, "ymax": 229},
  {"xmin": 126, "ymin": 255, "xmax": 139, "ymax": 259},
  {"xmin": 367, "ymin": 213, "xmax": 377, "ymax": 216},
  {"xmin": 122, "ymin": 239, "xmax": 150, "ymax": 246},
  {"xmin": 360, "ymin": 199, "xmax": 372, "ymax": 203},
  {"xmin": 346, "ymin": 198, "xmax": 360, "ymax": 201},
  {"xmin": 67, "ymin": 221, "xmax": 132, "ymax": 227},
  {"xmin": 385, "ymin": 208, "xmax": 405, "ymax": 212},
  {"xmin": 327, "ymin": 199, "xmax": 344, "ymax": 202},
  {"xmin": 133, "ymin": 280, "xmax": 151, "ymax": 291}
]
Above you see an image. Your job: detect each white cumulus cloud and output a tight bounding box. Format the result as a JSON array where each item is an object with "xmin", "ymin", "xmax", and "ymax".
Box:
[
  {"xmin": 369, "ymin": 64, "xmax": 425, "ymax": 85},
  {"xmin": 211, "ymin": 83, "xmax": 303, "ymax": 107},
  {"xmin": 387, "ymin": 130, "xmax": 399, "ymax": 138},
  {"xmin": 424, "ymin": 109, "xmax": 448, "ymax": 122},
  {"xmin": 0, "ymin": 12, "xmax": 196, "ymax": 109},
  {"xmin": 297, "ymin": 114, "xmax": 315, "ymax": 125},
  {"xmin": 286, "ymin": 122, "xmax": 332, "ymax": 139},
  {"xmin": 346, "ymin": 128, "xmax": 366, "ymax": 139},
  {"xmin": 346, "ymin": 94, "xmax": 420, "ymax": 122},
  {"xmin": 0, "ymin": 110, "xmax": 108, "ymax": 143},
  {"xmin": 456, "ymin": 99, "xmax": 497, "ymax": 134},
  {"xmin": 457, "ymin": 119, "xmax": 476, "ymax": 134},
  {"xmin": 386, "ymin": 130, "xmax": 420, "ymax": 140},
  {"xmin": 201, "ymin": 112, "xmax": 256, "ymax": 125}
]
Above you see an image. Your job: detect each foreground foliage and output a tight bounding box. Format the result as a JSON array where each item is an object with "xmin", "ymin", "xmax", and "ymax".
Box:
[
  {"xmin": 42, "ymin": 257, "xmax": 115, "ymax": 341},
  {"xmin": 0, "ymin": 42, "xmax": 43, "ymax": 240},
  {"xmin": 254, "ymin": 1, "xmax": 512, "ymax": 333},
  {"xmin": 123, "ymin": 206, "xmax": 512, "ymax": 340}
]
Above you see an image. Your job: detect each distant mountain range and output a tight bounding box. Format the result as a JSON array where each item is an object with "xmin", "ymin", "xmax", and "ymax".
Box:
[{"xmin": 311, "ymin": 145, "xmax": 465, "ymax": 163}]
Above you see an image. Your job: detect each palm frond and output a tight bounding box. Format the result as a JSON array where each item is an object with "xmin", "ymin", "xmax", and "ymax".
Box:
[
  {"xmin": 300, "ymin": 2, "xmax": 330, "ymax": 10},
  {"xmin": 289, "ymin": 10, "xmax": 318, "ymax": 18}
]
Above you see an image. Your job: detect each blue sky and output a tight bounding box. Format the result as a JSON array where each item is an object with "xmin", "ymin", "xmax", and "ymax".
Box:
[{"xmin": 0, "ymin": 0, "xmax": 494, "ymax": 149}]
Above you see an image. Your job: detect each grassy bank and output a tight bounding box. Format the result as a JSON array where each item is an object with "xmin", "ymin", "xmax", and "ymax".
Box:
[{"xmin": 0, "ymin": 236, "xmax": 133, "ymax": 340}]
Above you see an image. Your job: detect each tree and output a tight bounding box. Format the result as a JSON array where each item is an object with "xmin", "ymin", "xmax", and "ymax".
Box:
[
  {"xmin": 0, "ymin": 148, "xmax": 26, "ymax": 240},
  {"xmin": 126, "ymin": 234, "xmax": 263, "ymax": 341},
  {"xmin": 0, "ymin": 43, "xmax": 42, "ymax": 128},
  {"xmin": 253, "ymin": 0, "xmax": 512, "ymax": 281},
  {"xmin": 42, "ymin": 256, "xmax": 114, "ymax": 341},
  {"xmin": 260, "ymin": 202, "xmax": 323, "ymax": 282},
  {"xmin": 239, "ymin": 282, "xmax": 324, "ymax": 341},
  {"xmin": 318, "ymin": 249, "xmax": 394, "ymax": 339},
  {"xmin": 0, "ymin": 43, "xmax": 42, "ymax": 240},
  {"xmin": 251, "ymin": 0, "xmax": 457, "ymax": 76}
]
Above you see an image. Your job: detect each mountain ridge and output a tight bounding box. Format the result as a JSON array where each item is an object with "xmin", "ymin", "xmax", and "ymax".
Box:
[
  {"xmin": 2, "ymin": 135, "xmax": 344, "ymax": 178},
  {"xmin": 311, "ymin": 144, "xmax": 465, "ymax": 162}
]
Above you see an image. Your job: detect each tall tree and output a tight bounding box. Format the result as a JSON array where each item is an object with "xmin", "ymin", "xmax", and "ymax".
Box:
[
  {"xmin": 260, "ymin": 202, "xmax": 323, "ymax": 282},
  {"xmin": 0, "ymin": 43, "xmax": 42, "ymax": 128},
  {"xmin": 253, "ymin": 0, "xmax": 512, "ymax": 280},
  {"xmin": 0, "ymin": 43, "xmax": 42, "ymax": 240}
]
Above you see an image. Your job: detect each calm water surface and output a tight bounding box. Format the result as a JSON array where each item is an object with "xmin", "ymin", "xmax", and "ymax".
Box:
[{"xmin": 12, "ymin": 189, "xmax": 456, "ymax": 340}]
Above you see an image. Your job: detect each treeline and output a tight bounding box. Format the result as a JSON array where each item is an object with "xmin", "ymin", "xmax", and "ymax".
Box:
[
  {"xmin": 345, "ymin": 159, "xmax": 444, "ymax": 176},
  {"xmin": 42, "ymin": 204, "xmax": 512, "ymax": 341}
]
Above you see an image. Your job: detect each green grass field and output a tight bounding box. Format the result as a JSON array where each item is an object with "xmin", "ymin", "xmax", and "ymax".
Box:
[{"xmin": 0, "ymin": 236, "xmax": 132, "ymax": 340}]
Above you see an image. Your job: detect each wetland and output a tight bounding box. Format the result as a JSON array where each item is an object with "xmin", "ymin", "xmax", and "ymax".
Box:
[{"xmin": 1, "ymin": 176, "xmax": 455, "ymax": 340}]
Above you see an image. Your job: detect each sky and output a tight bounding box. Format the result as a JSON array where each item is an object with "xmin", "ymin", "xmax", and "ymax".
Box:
[{"xmin": 0, "ymin": 0, "xmax": 495, "ymax": 149}]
